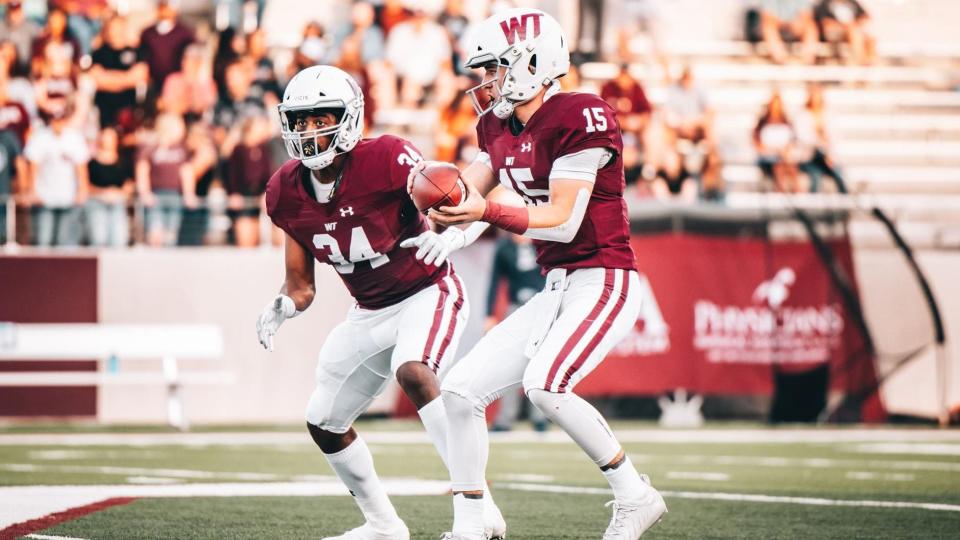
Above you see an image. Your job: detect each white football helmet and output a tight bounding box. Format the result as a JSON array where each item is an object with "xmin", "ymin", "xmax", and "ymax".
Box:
[
  {"xmin": 464, "ymin": 8, "xmax": 569, "ymax": 119},
  {"xmin": 278, "ymin": 65, "xmax": 364, "ymax": 170}
]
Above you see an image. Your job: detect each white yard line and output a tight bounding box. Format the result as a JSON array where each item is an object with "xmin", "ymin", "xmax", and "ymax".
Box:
[
  {"xmin": 4, "ymin": 477, "xmax": 960, "ymax": 533},
  {"xmin": 0, "ymin": 480, "xmax": 451, "ymax": 529},
  {"xmin": 26, "ymin": 534, "xmax": 90, "ymax": 540},
  {"xmin": 845, "ymin": 471, "xmax": 916, "ymax": 482},
  {"xmin": 0, "ymin": 463, "xmax": 280, "ymax": 481},
  {"xmin": 666, "ymin": 472, "xmax": 730, "ymax": 481},
  {"xmin": 850, "ymin": 443, "xmax": 960, "ymax": 456},
  {"xmin": 497, "ymin": 482, "xmax": 960, "ymax": 513},
  {"xmin": 3, "ymin": 428, "xmax": 960, "ymax": 447}
]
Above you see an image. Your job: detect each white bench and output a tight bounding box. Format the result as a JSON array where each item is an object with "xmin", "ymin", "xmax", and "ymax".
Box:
[{"xmin": 0, "ymin": 324, "xmax": 230, "ymax": 430}]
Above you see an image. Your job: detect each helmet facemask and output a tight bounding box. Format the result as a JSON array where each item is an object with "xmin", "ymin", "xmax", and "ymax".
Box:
[
  {"xmin": 465, "ymin": 40, "xmax": 553, "ymax": 120},
  {"xmin": 280, "ymin": 107, "xmax": 348, "ymax": 170}
]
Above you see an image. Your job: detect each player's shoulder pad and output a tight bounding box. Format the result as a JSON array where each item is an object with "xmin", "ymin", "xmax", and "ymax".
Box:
[
  {"xmin": 548, "ymin": 92, "xmax": 616, "ymax": 124},
  {"xmin": 265, "ymin": 158, "xmax": 302, "ymax": 218}
]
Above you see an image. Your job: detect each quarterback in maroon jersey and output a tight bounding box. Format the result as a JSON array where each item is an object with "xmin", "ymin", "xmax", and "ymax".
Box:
[
  {"xmin": 256, "ymin": 65, "xmax": 504, "ymax": 540},
  {"xmin": 408, "ymin": 9, "xmax": 667, "ymax": 540}
]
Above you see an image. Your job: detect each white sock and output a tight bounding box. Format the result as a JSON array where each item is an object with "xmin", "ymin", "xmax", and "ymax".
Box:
[
  {"xmin": 443, "ymin": 391, "xmax": 489, "ymax": 493},
  {"xmin": 527, "ymin": 389, "xmax": 620, "ymax": 466},
  {"xmin": 418, "ymin": 396, "xmax": 449, "ymax": 469},
  {"xmin": 452, "ymin": 493, "xmax": 485, "ymax": 537},
  {"xmin": 324, "ymin": 436, "xmax": 402, "ymax": 530},
  {"xmin": 602, "ymin": 457, "xmax": 650, "ymax": 503}
]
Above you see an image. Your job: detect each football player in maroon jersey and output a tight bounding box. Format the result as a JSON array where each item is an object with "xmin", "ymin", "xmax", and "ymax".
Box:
[
  {"xmin": 410, "ymin": 9, "xmax": 667, "ymax": 540},
  {"xmin": 256, "ymin": 65, "xmax": 504, "ymax": 540}
]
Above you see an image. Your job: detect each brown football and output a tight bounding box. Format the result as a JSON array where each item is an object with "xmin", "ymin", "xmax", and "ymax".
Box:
[{"xmin": 410, "ymin": 162, "xmax": 466, "ymax": 214}]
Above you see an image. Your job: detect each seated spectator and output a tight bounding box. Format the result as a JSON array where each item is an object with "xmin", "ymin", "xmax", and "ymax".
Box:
[
  {"xmin": 90, "ymin": 15, "xmax": 148, "ymax": 130},
  {"xmin": 663, "ymin": 67, "xmax": 713, "ymax": 144},
  {"xmin": 136, "ymin": 113, "xmax": 196, "ymax": 247},
  {"xmin": 794, "ymin": 83, "xmax": 844, "ymax": 192},
  {"xmin": 29, "ymin": 7, "xmax": 82, "ymax": 78},
  {"xmin": 224, "ymin": 114, "xmax": 273, "ymax": 248},
  {"xmin": 86, "ymin": 127, "xmax": 130, "ymax": 247},
  {"xmin": 760, "ymin": 0, "xmax": 819, "ymax": 64},
  {"xmin": 754, "ymin": 90, "xmax": 800, "ymax": 192},
  {"xmin": 649, "ymin": 145, "xmax": 699, "ymax": 203},
  {"xmin": 814, "ymin": 0, "xmax": 875, "ymax": 65},
  {"xmin": 139, "ymin": 0, "xmax": 195, "ymax": 94},
  {"xmin": 386, "ymin": 7, "xmax": 452, "ymax": 107},
  {"xmin": 161, "ymin": 44, "xmax": 217, "ymax": 122},
  {"xmin": 600, "ymin": 63, "xmax": 652, "ymax": 147},
  {"xmin": 0, "ymin": 2, "xmax": 41, "ymax": 75},
  {"xmin": 23, "ymin": 104, "xmax": 90, "ymax": 246},
  {"xmin": 660, "ymin": 67, "xmax": 723, "ymax": 201}
]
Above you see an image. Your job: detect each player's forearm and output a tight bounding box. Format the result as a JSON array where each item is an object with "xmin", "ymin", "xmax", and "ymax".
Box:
[
  {"xmin": 280, "ymin": 279, "xmax": 315, "ymax": 311},
  {"xmin": 461, "ymin": 159, "xmax": 496, "ymax": 196}
]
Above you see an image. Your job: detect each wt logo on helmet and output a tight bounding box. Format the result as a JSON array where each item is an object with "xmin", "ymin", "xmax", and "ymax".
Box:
[{"xmin": 499, "ymin": 13, "xmax": 543, "ymax": 45}]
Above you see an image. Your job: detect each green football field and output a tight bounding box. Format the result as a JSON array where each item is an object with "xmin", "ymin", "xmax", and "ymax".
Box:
[{"xmin": 1, "ymin": 421, "xmax": 959, "ymax": 539}]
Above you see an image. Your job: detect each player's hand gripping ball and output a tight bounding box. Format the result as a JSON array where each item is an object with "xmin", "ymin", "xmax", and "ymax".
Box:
[{"xmin": 409, "ymin": 161, "xmax": 466, "ymax": 214}]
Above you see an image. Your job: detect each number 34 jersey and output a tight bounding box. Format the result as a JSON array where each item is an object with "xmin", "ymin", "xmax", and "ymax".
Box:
[
  {"xmin": 266, "ymin": 135, "xmax": 447, "ymax": 309},
  {"xmin": 478, "ymin": 92, "xmax": 637, "ymax": 273}
]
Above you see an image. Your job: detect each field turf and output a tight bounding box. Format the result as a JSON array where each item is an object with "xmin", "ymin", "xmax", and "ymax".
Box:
[{"xmin": 1, "ymin": 421, "xmax": 958, "ymax": 539}]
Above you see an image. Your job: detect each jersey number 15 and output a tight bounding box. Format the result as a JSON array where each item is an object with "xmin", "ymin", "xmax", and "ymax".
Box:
[{"xmin": 582, "ymin": 107, "xmax": 608, "ymax": 133}]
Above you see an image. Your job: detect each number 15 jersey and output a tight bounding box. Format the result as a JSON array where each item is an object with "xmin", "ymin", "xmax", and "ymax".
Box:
[
  {"xmin": 266, "ymin": 135, "xmax": 448, "ymax": 309},
  {"xmin": 477, "ymin": 91, "xmax": 637, "ymax": 273}
]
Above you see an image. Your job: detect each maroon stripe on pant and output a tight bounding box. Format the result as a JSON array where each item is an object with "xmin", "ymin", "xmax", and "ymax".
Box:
[
  {"xmin": 558, "ymin": 270, "xmax": 631, "ymax": 392},
  {"xmin": 543, "ymin": 269, "xmax": 616, "ymax": 391},
  {"xmin": 432, "ymin": 274, "xmax": 465, "ymax": 373},
  {"xmin": 421, "ymin": 277, "xmax": 451, "ymax": 366}
]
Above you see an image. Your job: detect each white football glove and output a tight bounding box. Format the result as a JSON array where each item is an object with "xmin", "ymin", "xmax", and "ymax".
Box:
[
  {"xmin": 399, "ymin": 227, "xmax": 466, "ymax": 267},
  {"xmin": 256, "ymin": 294, "xmax": 299, "ymax": 352}
]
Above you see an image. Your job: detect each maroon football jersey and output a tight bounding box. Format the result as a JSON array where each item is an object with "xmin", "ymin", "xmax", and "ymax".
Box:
[
  {"xmin": 266, "ymin": 135, "xmax": 448, "ymax": 309},
  {"xmin": 477, "ymin": 92, "xmax": 637, "ymax": 273}
]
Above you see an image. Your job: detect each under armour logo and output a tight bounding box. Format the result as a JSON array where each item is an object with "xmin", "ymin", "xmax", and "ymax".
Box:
[
  {"xmin": 521, "ymin": 142, "xmax": 532, "ymax": 152},
  {"xmin": 324, "ymin": 222, "xmax": 337, "ymax": 231},
  {"xmin": 340, "ymin": 207, "xmax": 354, "ymax": 217}
]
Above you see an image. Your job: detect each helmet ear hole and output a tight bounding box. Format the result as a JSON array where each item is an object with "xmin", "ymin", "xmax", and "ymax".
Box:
[{"xmin": 528, "ymin": 54, "xmax": 537, "ymax": 75}]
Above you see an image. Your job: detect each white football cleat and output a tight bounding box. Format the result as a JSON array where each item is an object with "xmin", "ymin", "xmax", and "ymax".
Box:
[
  {"xmin": 601, "ymin": 477, "xmax": 667, "ymax": 539},
  {"xmin": 484, "ymin": 496, "xmax": 507, "ymax": 539},
  {"xmin": 323, "ymin": 521, "xmax": 410, "ymax": 540}
]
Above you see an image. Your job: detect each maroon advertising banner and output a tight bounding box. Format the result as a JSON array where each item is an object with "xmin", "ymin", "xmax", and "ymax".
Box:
[{"xmin": 577, "ymin": 233, "xmax": 884, "ymax": 418}]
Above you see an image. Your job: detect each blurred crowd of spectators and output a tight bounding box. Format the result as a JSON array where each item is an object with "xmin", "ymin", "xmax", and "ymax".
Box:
[{"xmin": 0, "ymin": 0, "xmax": 871, "ymax": 248}]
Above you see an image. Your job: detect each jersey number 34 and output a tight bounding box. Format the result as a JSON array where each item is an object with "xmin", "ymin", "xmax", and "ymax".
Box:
[{"xmin": 313, "ymin": 227, "xmax": 389, "ymax": 274}]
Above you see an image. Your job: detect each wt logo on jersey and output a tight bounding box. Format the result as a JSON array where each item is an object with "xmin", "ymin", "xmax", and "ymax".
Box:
[{"xmin": 499, "ymin": 13, "xmax": 543, "ymax": 45}]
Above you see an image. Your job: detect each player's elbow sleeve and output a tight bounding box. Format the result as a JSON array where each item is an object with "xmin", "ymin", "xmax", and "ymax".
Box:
[{"xmin": 523, "ymin": 188, "xmax": 589, "ymax": 243}]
